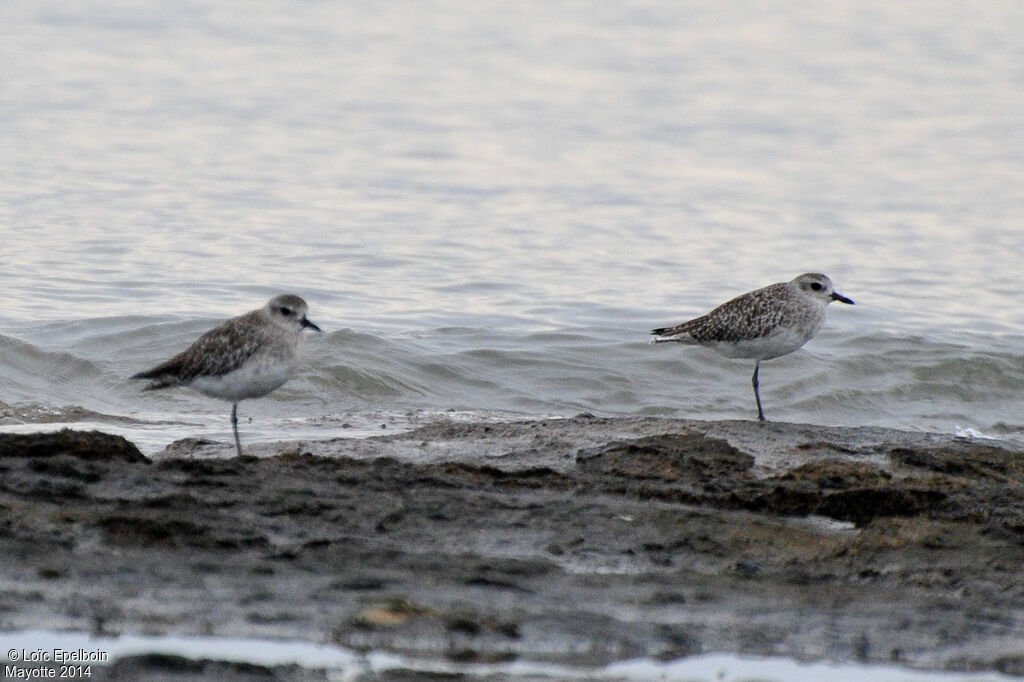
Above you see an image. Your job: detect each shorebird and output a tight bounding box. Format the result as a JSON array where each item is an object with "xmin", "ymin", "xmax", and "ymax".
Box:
[
  {"xmin": 132, "ymin": 294, "xmax": 321, "ymax": 456},
  {"xmin": 651, "ymin": 273, "xmax": 853, "ymax": 421}
]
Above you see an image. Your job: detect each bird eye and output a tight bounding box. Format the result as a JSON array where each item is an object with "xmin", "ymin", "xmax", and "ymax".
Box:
[
  {"xmin": 810, "ymin": 282, "xmax": 823, "ymax": 291},
  {"xmin": 280, "ymin": 307, "xmax": 293, "ymax": 316}
]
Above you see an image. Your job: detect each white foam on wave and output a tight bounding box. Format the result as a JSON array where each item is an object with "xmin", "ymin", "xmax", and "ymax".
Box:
[{"xmin": 0, "ymin": 630, "xmax": 1015, "ymax": 682}]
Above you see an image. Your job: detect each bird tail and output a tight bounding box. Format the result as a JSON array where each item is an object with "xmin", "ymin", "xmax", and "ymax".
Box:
[
  {"xmin": 130, "ymin": 366, "xmax": 182, "ymax": 391},
  {"xmin": 649, "ymin": 324, "xmax": 694, "ymax": 344}
]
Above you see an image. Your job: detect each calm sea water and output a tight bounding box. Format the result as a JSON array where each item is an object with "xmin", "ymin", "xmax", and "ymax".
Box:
[{"xmin": 1, "ymin": 1, "xmax": 1023, "ymax": 453}]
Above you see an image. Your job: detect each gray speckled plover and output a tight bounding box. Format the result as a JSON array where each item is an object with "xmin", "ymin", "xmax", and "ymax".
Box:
[
  {"xmin": 651, "ymin": 273, "xmax": 853, "ymax": 421},
  {"xmin": 132, "ymin": 294, "xmax": 322, "ymax": 456}
]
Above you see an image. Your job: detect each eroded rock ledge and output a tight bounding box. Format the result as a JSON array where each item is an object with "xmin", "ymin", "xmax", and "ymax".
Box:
[{"xmin": 1, "ymin": 418, "xmax": 1023, "ymax": 678}]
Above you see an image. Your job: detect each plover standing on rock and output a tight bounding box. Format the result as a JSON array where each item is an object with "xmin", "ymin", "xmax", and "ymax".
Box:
[
  {"xmin": 651, "ymin": 273, "xmax": 853, "ymax": 421},
  {"xmin": 132, "ymin": 294, "xmax": 322, "ymax": 456}
]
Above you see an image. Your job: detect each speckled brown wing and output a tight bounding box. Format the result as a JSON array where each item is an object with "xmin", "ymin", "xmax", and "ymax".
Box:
[
  {"xmin": 651, "ymin": 283, "xmax": 792, "ymax": 344},
  {"xmin": 132, "ymin": 311, "xmax": 266, "ymax": 389}
]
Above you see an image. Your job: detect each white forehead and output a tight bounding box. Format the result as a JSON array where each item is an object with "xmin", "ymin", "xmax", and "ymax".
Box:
[
  {"xmin": 266, "ymin": 294, "xmax": 308, "ymax": 313},
  {"xmin": 793, "ymin": 273, "xmax": 833, "ymax": 289}
]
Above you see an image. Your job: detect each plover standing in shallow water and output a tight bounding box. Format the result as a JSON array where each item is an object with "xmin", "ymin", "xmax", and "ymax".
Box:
[
  {"xmin": 650, "ymin": 273, "xmax": 853, "ymax": 421},
  {"xmin": 132, "ymin": 294, "xmax": 322, "ymax": 456}
]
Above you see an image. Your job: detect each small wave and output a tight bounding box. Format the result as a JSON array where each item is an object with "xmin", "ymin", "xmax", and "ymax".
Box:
[
  {"xmin": 0, "ymin": 401, "xmax": 132, "ymax": 426},
  {"xmin": 5, "ymin": 321, "xmax": 1024, "ymax": 449},
  {"xmin": 0, "ymin": 333, "xmax": 112, "ymax": 402},
  {"xmin": 292, "ymin": 328, "xmax": 1024, "ymax": 437}
]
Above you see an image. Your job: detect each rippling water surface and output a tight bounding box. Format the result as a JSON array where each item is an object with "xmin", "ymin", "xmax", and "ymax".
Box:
[{"xmin": 1, "ymin": 1, "xmax": 1023, "ymax": 452}]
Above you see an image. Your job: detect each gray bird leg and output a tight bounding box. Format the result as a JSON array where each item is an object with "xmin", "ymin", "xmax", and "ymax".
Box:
[
  {"xmin": 231, "ymin": 402, "xmax": 243, "ymax": 457},
  {"xmin": 752, "ymin": 361, "xmax": 766, "ymax": 422}
]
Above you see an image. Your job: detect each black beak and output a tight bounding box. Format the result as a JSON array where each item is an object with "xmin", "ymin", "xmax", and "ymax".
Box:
[
  {"xmin": 831, "ymin": 292, "xmax": 854, "ymax": 305},
  {"xmin": 302, "ymin": 316, "xmax": 322, "ymax": 332}
]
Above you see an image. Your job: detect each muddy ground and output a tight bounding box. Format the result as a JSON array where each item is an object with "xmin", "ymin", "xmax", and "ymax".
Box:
[{"xmin": 2, "ymin": 416, "xmax": 1024, "ymax": 680}]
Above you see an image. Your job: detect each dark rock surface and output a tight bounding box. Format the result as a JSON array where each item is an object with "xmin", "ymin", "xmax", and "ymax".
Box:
[{"xmin": 1, "ymin": 419, "xmax": 1023, "ymax": 679}]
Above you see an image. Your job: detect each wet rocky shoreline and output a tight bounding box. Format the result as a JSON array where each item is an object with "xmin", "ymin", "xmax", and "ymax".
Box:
[{"xmin": 2, "ymin": 416, "xmax": 1024, "ymax": 679}]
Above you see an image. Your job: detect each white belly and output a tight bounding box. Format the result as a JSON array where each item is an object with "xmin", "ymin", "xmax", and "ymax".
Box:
[
  {"xmin": 709, "ymin": 325, "xmax": 816, "ymax": 361},
  {"xmin": 190, "ymin": 355, "xmax": 298, "ymax": 402}
]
